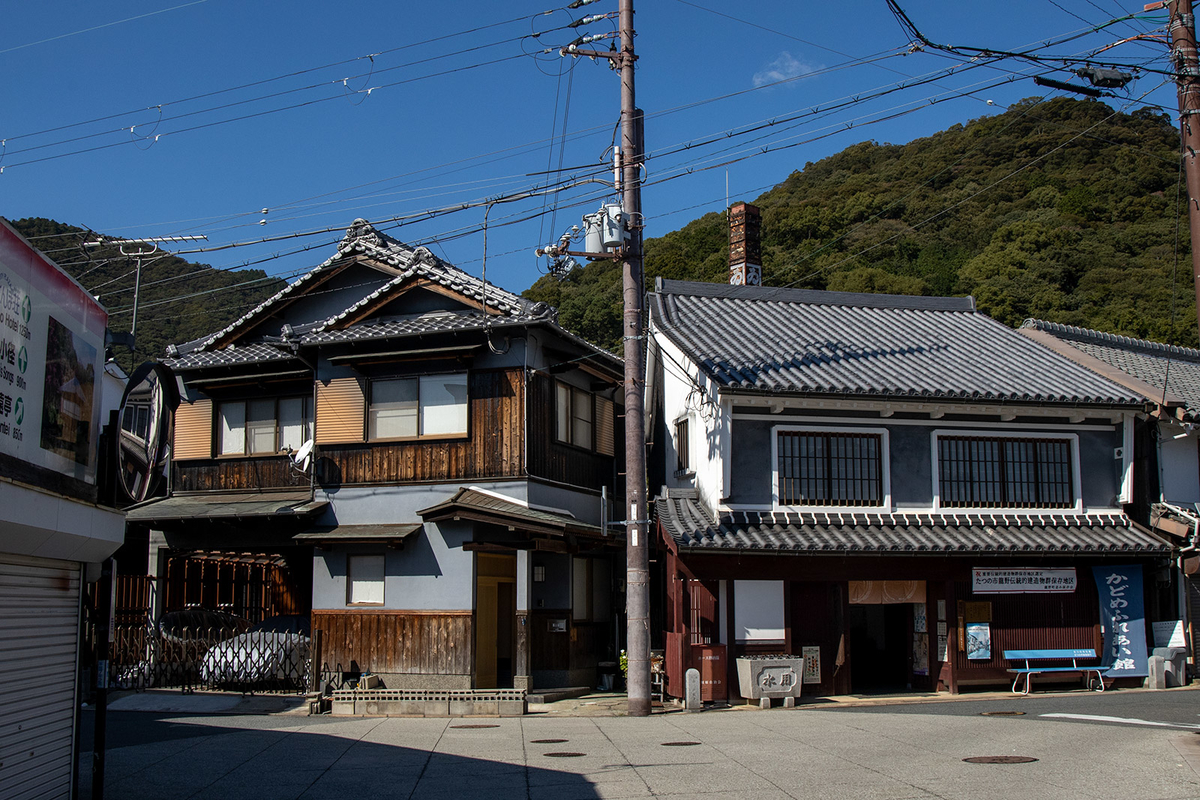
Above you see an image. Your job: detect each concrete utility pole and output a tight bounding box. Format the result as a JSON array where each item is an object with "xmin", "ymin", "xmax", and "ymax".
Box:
[
  {"xmin": 559, "ymin": 0, "xmax": 648, "ymax": 716},
  {"xmin": 617, "ymin": 0, "xmax": 651, "ymax": 719},
  {"xmin": 1167, "ymin": 0, "xmax": 1200, "ymax": 339}
]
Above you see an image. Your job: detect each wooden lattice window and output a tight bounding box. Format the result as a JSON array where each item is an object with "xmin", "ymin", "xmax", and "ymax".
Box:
[
  {"xmin": 777, "ymin": 431, "xmax": 883, "ymax": 507},
  {"xmin": 937, "ymin": 435, "xmax": 1074, "ymax": 509}
]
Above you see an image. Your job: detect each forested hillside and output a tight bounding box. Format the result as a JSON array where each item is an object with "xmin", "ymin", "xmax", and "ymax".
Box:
[
  {"xmin": 10, "ymin": 218, "xmax": 284, "ymax": 372},
  {"xmin": 525, "ymin": 98, "xmax": 1194, "ymax": 353}
]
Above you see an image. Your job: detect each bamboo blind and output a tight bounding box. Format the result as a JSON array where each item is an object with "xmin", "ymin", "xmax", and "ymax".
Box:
[
  {"xmin": 172, "ymin": 398, "xmax": 213, "ymax": 460},
  {"xmin": 316, "ymin": 377, "xmax": 365, "ymax": 444}
]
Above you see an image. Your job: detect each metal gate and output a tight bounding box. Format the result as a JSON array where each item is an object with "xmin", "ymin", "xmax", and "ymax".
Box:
[{"xmin": 0, "ymin": 554, "xmax": 81, "ymax": 800}]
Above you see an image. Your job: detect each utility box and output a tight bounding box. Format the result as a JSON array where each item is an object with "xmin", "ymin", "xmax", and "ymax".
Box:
[{"xmin": 694, "ymin": 645, "xmax": 727, "ymax": 702}]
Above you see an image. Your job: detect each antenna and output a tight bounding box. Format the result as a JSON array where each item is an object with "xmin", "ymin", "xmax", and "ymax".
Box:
[{"xmin": 285, "ymin": 439, "xmax": 314, "ymax": 475}]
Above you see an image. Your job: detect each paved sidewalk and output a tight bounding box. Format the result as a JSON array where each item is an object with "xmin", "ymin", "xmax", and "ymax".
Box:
[{"xmin": 81, "ymin": 688, "xmax": 1200, "ymax": 799}]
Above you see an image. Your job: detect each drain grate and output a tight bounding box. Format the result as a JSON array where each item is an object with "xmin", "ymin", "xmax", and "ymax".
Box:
[
  {"xmin": 963, "ymin": 756, "xmax": 1038, "ymax": 764},
  {"xmin": 979, "ymin": 711, "xmax": 1026, "ymax": 717},
  {"xmin": 661, "ymin": 741, "xmax": 701, "ymax": 747},
  {"xmin": 452, "ymin": 724, "xmax": 500, "ymax": 729},
  {"xmin": 544, "ymin": 752, "xmax": 586, "ymax": 758}
]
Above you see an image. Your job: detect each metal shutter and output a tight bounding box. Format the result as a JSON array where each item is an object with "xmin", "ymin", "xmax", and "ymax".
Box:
[
  {"xmin": 316, "ymin": 377, "xmax": 365, "ymax": 444},
  {"xmin": 0, "ymin": 555, "xmax": 81, "ymax": 800},
  {"xmin": 173, "ymin": 397, "xmax": 213, "ymax": 460}
]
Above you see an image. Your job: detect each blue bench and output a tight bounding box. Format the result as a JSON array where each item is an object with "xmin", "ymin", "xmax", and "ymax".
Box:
[{"xmin": 1004, "ymin": 649, "xmax": 1105, "ymax": 695}]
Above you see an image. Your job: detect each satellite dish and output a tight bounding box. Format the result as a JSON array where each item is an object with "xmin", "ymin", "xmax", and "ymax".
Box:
[{"xmin": 290, "ymin": 439, "xmax": 314, "ymax": 473}]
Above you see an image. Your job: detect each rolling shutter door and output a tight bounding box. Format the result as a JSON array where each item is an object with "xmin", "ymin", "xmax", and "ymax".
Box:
[
  {"xmin": 173, "ymin": 397, "xmax": 213, "ymax": 460},
  {"xmin": 0, "ymin": 555, "xmax": 81, "ymax": 800},
  {"xmin": 316, "ymin": 377, "xmax": 365, "ymax": 444}
]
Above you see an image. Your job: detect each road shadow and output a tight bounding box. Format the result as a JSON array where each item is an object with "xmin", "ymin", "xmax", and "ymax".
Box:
[{"xmin": 78, "ymin": 712, "xmax": 600, "ymax": 800}]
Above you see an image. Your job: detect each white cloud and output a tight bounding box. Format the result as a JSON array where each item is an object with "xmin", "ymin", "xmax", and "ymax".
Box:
[{"xmin": 752, "ymin": 52, "xmax": 819, "ymax": 88}]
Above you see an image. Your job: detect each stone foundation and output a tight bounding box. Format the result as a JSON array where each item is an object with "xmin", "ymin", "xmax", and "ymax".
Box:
[{"xmin": 331, "ymin": 688, "xmax": 527, "ymax": 717}]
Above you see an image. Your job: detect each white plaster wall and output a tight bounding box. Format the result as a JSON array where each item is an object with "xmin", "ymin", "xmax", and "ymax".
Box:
[{"xmin": 1159, "ymin": 424, "xmax": 1200, "ymax": 506}]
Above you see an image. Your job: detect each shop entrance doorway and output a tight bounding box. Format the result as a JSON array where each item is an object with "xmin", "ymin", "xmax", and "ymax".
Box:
[{"xmin": 849, "ymin": 603, "xmax": 909, "ymax": 693}]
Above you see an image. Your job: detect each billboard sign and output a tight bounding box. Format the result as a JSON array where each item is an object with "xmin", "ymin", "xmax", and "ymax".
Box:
[{"xmin": 0, "ymin": 220, "xmax": 107, "ymax": 484}]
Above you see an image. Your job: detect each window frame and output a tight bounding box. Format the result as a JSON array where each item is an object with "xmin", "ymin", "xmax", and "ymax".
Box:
[
  {"xmin": 215, "ymin": 395, "xmax": 312, "ymax": 457},
  {"xmin": 346, "ymin": 553, "xmax": 386, "ymax": 606},
  {"xmin": 674, "ymin": 416, "xmax": 690, "ymax": 476},
  {"xmin": 367, "ymin": 372, "xmax": 470, "ymax": 442},
  {"xmin": 554, "ymin": 380, "xmax": 595, "ymax": 451},
  {"xmin": 931, "ymin": 429, "xmax": 1081, "ymax": 513},
  {"xmin": 771, "ymin": 424, "xmax": 891, "ymax": 512}
]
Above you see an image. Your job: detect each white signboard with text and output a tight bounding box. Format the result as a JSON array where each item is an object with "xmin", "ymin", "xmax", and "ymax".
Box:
[
  {"xmin": 0, "ymin": 221, "xmax": 107, "ymax": 484},
  {"xmin": 972, "ymin": 567, "xmax": 1077, "ymax": 594}
]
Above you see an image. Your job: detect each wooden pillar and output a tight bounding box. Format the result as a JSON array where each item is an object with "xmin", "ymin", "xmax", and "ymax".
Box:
[
  {"xmin": 514, "ymin": 549, "xmax": 532, "ymax": 691},
  {"xmin": 944, "ymin": 580, "xmax": 959, "ymax": 694},
  {"xmin": 783, "ymin": 580, "xmax": 794, "ymax": 655}
]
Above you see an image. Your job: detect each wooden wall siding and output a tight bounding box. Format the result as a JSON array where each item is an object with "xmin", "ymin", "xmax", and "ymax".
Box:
[
  {"xmin": 316, "ymin": 368, "xmax": 523, "ymax": 484},
  {"xmin": 174, "ymin": 455, "xmax": 305, "ymax": 491},
  {"xmin": 173, "ymin": 398, "xmax": 213, "ymax": 460},
  {"xmin": 316, "ymin": 377, "xmax": 365, "ymax": 444},
  {"xmin": 172, "ymin": 369, "xmax": 523, "ymax": 490},
  {"xmin": 527, "ymin": 374, "xmax": 618, "ymax": 491},
  {"xmin": 530, "ymin": 609, "xmax": 571, "ymax": 670},
  {"xmin": 312, "ymin": 610, "xmax": 472, "ymax": 675},
  {"xmin": 951, "ymin": 579, "xmax": 1100, "ymax": 679}
]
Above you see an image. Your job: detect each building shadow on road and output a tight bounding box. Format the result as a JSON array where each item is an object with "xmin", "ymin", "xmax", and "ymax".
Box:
[{"xmin": 78, "ymin": 712, "xmax": 602, "ymax": 800}]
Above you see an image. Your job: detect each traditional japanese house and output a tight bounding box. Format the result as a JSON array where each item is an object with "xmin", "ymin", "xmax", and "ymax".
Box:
[
  {"xmin": 647, "ymin": 275, "xmax": 1173, "ymax": 700},
  {"xmin": 1020, "ymin": 320, "xmax": 1200, "ymax": 674},
  {"xmin": 126, "ymin": 219, "xmax": 624, "ymax": 693}
]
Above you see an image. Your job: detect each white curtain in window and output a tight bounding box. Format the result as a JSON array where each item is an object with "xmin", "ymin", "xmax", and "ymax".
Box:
[
  {"xmin": 420, "ymin": 374, "xmax": 468, "ymax": 436},
  {"xmin": 556, "ymin": 383, "xmax": 571, "ymax": 442},
  {"xmin": 370, "ymin": 379, "xmax": 418, "ymax": 439},
  {"xmin": 218, "ymin": 402, "xmax": 245, "ymax": 455},
  {"xmin": 278, "ymin": 397, "xmax": 311, "ymax": 450},
  {"xmin": 347, "ymin": 554, "xmax": 385, "ymax": 605},
  {"xmin": 247, "ymin": 399, "xmax": 276, "ymax": 453},
  {"xmin": 572, "ymin": 387, "xmax": 592, "ymax": 448}
]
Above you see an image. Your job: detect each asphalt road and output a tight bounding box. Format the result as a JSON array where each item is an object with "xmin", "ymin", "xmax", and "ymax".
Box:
[{"xmin": 78, "ymin": 688, "xmax": 1200, "ymax": 800}]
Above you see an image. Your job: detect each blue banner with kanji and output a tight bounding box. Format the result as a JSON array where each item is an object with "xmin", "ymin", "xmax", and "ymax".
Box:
[{"xmin": 1092, "ymin": 565, "xmax": 1148, "ymax": 678}]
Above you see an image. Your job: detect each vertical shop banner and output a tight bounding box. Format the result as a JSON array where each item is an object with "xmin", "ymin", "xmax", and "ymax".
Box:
[
  {"xmin": 0, "ymin": 222, "xmax": 106, "ymax": 484},
  {"xmin": 1092, "ymin": 565, "xmax": 1148, "ymax": 678}
]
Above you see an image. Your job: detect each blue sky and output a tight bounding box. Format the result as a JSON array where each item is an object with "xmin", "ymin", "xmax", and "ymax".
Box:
[{"xmin": 0, "ymin": 1, "xmax": 1177, "ymax": 325}]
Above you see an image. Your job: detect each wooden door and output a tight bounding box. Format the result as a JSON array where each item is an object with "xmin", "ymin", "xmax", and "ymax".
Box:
[{"xmin": 475, "ymin": 553, "xmax": 516, "ymax": 689}]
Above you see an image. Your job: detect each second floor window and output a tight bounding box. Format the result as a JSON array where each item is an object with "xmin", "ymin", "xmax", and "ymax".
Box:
[
  {"xmin": 219, "ymin": 396, "xmax": 311, "ymax": 455},
  {"xmin": 937, "ymin": 435, "xmax": 1074, "ymax": 509},
  {"xmin": 369, "ymin": 373, "xmax": 468, "ymax": 440},
  {"xmin": 777, "ymin": 430, "xmax": 883, "ymax": 507},
  {"xmin": 556, "ymin": 382, "xmax": 593, "ymax": 449},
  {"xmin": 675, "ymin": 418, "xmax": 689, "ymax": 473}
]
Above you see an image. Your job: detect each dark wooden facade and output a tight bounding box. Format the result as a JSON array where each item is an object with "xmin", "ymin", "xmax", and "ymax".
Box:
[
  {"xmin": 663, "ymin": 545, "xmax": 1147, "ymax": 700},
  {"xmin": 312, "ymin": 610, "xmax": 473, "ymax": 677},
  {"xmin": 526, "ymin": 373, "xmax": 620, "ymax": 494}
]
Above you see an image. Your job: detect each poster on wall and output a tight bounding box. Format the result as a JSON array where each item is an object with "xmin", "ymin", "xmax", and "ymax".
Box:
[
  {"xmin": 913, "ymin": 633, "xmax": 929, "ymax": 675},
  {"xmin": 802, "ymin": 645, "xmax": 821, "ymax": 684},
  {"xmin": 0, "ymin": 221, "xmax": 106, "ymax": 484},
  {"xmin": 938, "ymin": 635, "xmax": 948, "ymax": 661},
  {"xmin": 913, "ymin": 602, "xmax": 927, "ymax": 633},
  {"xmin": 1093, "ymin": 565, "xmax": 1148, "ymax": 677},
  {"xmin": 966, "ymin": 622, "xmax": 991, "ymax": 660}
]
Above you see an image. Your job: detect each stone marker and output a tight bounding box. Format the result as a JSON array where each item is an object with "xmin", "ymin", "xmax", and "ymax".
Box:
[
  {"xmin": 1146, "ymin": 655, "xmax": 1167, "ymax": 690},
  {"xmin": 685, "ymin": 668, "xmax": 701, "ymax": 711}
]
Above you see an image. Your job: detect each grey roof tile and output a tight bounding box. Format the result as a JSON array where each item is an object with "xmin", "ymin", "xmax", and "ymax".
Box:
[
  {"xmin": 167, "ymin": 342, "xmax": 297, "ymax": 371},
  {"xmin": 650, "ymin": 280, "xmax": 1142, "ymax": 405},
  {"xmin": 1022, "ymin": 319, "xmax": 1200, "ymax": 413},
  {"xmin": 655, "ymin": 492, "xmax": 1167, "ymax": 555}
]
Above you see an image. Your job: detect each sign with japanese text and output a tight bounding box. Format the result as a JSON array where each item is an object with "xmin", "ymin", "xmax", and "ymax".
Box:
[
  {"xmin": 972, "ymin": 568, "xmax": 1077, "ymax": 594},
  {"xmin": 0, "ymin": 221, "xmax": 106, "ymax": 484},
  {"xmin": 1093, "ymin": 565, "xmax": 1148, "ymax": 678}
]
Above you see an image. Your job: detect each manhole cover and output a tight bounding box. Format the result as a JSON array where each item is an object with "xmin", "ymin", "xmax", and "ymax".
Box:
[
  {"xmin": 661, "ymin": 741, "xmax": 701, "ymax": 747},
  {"xmin": 963, "ymin": 756, "xmax": 1039, "ymax": 764},
  {"xmin": 452, "ymin": 724, "xmax": 499, "ymax": 729},
  {"xmin": 544, "ymin": 752, "xmax": 586, "ymax": 758},
  {"xmin": 530, "ymin": 738, "xmax": 568, "ymax": 744},
  {"xmin": 979, "ymin": 711, "xmax": 1026, "ymax": 717}
]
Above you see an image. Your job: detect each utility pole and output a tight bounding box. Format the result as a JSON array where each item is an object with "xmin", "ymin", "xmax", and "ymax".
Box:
[
  {"xmin": 616, "ymin": 0, "xmax": 650, "ymax": 719},
  {"xmin": 85, "ymin": 235, "xmax": 207, "ymax": 350},
  {"xmin": 1166, "ymin": 0, "xmax": 1200, "ymax": 339},
  {"xmin": 557, "ymin": 0, "xmax": 649, "ymax": 716}
]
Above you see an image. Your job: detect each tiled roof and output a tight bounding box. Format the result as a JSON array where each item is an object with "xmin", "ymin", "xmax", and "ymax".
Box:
[
  {"xmin": 299, "ymin": 310, "xmax": 535, "ymax": 345},
  {"xmin": 126, "ymin": 490, "xmax": 327, "ymax": 523},
  {"xmin": 649, "ymin": 280, "xmax": 1142, "ymax": 405},
  {"xmin": 167, "ymin": 342, "xmax": 298, "ymax": 371},
  {"xmin": 1022, "ymin": 319, "xmax": 1200, "ymax": 414},
  {"xmin": 175, "ymin": 219, "xmax": 540, "ymax": 356},
  {"xmin": 655, "ymin": 490, "xmax": 1167, "ymax": 555},
  {"xmin": 419, "ymin": 487, "xmax": 603, "ymax": 537}
]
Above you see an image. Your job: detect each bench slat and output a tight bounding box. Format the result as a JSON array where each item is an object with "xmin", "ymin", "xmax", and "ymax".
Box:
[{"xmin": 1003, "ymin": 649, "xmax": 1095, "ymax": 660}]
